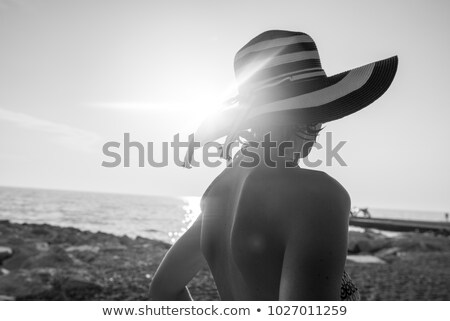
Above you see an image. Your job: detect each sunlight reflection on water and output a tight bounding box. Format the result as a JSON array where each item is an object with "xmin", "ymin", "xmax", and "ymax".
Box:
[{"xmin": 168, "ymin": 196, "xmax": 201, "ymax": 243}]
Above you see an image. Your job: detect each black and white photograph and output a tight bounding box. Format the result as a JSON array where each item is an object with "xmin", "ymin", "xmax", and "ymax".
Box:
[{"xmin": 0, "ymin": 0, "xmax": 449, "ymax": 309}]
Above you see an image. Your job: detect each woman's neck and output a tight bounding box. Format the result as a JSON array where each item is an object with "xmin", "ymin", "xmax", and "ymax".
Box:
[{"xmin": 234, "ymin": 142, "xmax": 300, "ymax": 168}]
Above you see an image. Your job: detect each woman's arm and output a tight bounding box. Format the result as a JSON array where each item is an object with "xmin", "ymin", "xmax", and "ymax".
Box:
[{"xmin": 149, "ymin": 213, "xmax": 206, "ymax": 300}]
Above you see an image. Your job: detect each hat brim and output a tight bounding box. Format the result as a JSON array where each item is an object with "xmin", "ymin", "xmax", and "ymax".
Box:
[{"xmin": 191, "ymin": 55, "xmax": 398, "ymax": 146}]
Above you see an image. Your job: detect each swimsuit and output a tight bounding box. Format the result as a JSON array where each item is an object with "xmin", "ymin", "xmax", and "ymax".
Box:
[{"xmin": 341, "ymin": 270, "xmax": 360, "ymax": 300}]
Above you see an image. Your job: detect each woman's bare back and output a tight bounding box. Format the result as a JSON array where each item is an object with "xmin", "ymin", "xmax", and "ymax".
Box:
[{"xmin": 200, "ymin": 162, "xmax": 351, "ymax": 300}]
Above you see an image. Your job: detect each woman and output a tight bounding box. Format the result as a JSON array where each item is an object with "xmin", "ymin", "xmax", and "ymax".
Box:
[{"xmin": 149, "ymin": 30, "xmax": 398, "ymax": 300}]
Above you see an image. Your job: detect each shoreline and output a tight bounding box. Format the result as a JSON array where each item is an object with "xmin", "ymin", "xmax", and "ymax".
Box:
[{"xmin": 0, "ymin": 220, "xmax": 449, "ymax": 300}]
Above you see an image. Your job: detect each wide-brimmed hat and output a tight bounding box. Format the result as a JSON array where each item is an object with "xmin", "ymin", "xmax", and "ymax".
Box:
[{"xmin": 183, "ymin": 30, "xmax": 398, "ymax": 167}]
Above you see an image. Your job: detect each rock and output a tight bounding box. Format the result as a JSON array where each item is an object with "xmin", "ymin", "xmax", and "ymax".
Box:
[
  {"xmin": 0, "ymin": 266, "xmax": 102, "ymax": 300},
  {"xmin": 119, "ymin": 235, "xmax": 134, "ymax": 247},
  {"xmin": 35, "ymin": 268, "xmax": 58, "ymax": 283},
  {"xmin": 353, "ymin": 239, "xmax": 372, "ymax": 253},
  {"xmin": 68, "ymin": 250, "xmax": 98, "ymax": 263},
  {"xmin": 0, "ymin": 246, "xmax": 13, "ymax": 263},
  {"xmin": 0, "ymin": 269, "xmax": 53, "ymax": 298},
  {"xmin": 348, "ymin": 231, "xmax": 370, "ymax": 253},
  {"xmin": 60, "ymin": 276, "xmax": 103, "ymax": 300},
  {"xmin": 0, "ymin": 267, "xmax": 10, "ymax": 276},
  {"xmin": 375, "ymin": 246, "xmax": 401, "ymax": 258},
  {"xmin": 61, "ymin": 276, "xmax": 102, "ymax": 291},
  {"xmin": 347, "ymin": 255, "xmax": 386, "ymax": 264},
  {"xmin": 91, "ymin": 232, "xmax": 116, "ymax": 244},
  {"xmin": 419, "ymin": 241, "xmax": 442, "ymax": 251},
  {"xmin": 5, "ymin": 237, "xmax": 25, "ymax": 246},
  {"xmin": 390, "ymin": 234, "xmax": 446, "ymax": 252},
  {"xmin": 49, "ymin": 228, "xmax": 89, "ymax": 245},
  {"xmin": 31, "ymin": 226, "xmax": 53, "ymax": 236},
  {"xmin": 2, "ymin": 244, "xmax": 40, "ymax": 270},
  {"xmin": 66, "ymin": 245, "xmax": 100, "ymax": 253},
  {"xmin": 102, "ymin": 243, "xmax": 127, "ymax": 251},
  {"xmin": 348, "ymin": 231, "xmax": 391, "ymax": 254},
  {"xmin": 35, "ymin": 242, "xmax": 50, "ymax": 252},
  {"xmin": 21, "ymin": 247, "xmax": 73, "ymax": 269},
  {"xmin": 367, "ymin": 238, "xmax": 391, "ymax": 252}
]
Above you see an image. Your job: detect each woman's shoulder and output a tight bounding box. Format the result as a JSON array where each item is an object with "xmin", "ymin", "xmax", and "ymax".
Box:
[
  {"xmin": 201, "ymin": 166, "xmax": 350, "ymax": 219},
  {"xmin": 243, "ymin": 168, "xmax": 351, "ymax": 219},
  {"xmin": 299, "ymin": 169, "xmax": 349, "ymax": 198},
  {"xmin": 248, "ymin": 167, "xmax": 349, "ymax": 198},
  {"xmin": 289, "ymin": 169, "xmax": 349, "ymax": 207}
]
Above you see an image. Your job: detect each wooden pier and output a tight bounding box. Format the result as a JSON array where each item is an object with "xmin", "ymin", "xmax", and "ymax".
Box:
[{"xmin": 349, "ymin": 217, "xmax": 450, "ymax": 235}]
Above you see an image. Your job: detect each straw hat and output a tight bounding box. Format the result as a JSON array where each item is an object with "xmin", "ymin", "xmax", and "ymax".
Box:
[{"xmin": 183, "ymin": 30, "xmax": 398, "ymax": 167}]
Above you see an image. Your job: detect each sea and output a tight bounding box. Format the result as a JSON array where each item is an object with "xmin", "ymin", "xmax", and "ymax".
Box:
[{"xmin": 0, "ymin": 186, "xmax": 447, "ymax": 244}]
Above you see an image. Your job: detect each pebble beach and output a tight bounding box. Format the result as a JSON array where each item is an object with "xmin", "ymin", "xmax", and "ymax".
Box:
[{"xmin": 0, "ymin": 220, "xmax": 449, "ymax": 300}]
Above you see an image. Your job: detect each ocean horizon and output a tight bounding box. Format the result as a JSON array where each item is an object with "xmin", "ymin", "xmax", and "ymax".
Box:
[{"xmin": 0, "ymin": 185, "xmax": 447, "ymax": 244}]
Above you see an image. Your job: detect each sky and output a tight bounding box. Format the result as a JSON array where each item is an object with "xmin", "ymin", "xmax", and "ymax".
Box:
[{"xmin": 0, "ymin": 0, "xmax": 449, "ymax": 212}]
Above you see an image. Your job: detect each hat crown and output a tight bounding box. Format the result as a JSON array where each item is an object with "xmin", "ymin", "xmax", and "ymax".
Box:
[{"xmin": 234, "ymin": 30, "xmax": 325, "ymax": 95}]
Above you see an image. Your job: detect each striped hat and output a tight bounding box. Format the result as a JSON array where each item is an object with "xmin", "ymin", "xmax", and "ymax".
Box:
[{"xmin": 183, "ymin": 30, "xmax": 398, "ymax": 167}]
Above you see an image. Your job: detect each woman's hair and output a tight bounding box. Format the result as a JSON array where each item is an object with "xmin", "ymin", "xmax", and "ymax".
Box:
[
  {"xmin": 249, "ymin": 123, "xmax": 323, "ymax": 143},
  {"xmin": 222, "ymin": 122, "xmax": 323, "ymax": 163}
]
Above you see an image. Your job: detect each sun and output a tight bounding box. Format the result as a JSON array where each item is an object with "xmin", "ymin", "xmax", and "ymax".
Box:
[{"xmin": 176, "ymin": 82, "xmax": 237, "ymax": 136}]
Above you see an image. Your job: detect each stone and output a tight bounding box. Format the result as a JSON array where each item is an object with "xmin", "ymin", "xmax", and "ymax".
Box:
[
  {"xmin": 348, "ymin": 232, "xmax": 391, "ymax": 254},
  {"xmin": 375, "ymin": 247, "xmax": 401, "ymax": 258},
  {"xmin": 68, "ymin": 250, "xmax": 98, "ymax": 263},
  {"xmin": 0, "ymin": 246, "xmax": 13, "ymax": 263},
  {"xmin": 419, "ymin": 241, "xmax": 442, "ymax": 251},
  {"xmin": 0, "ymin": 267, "xmax": 10, "ymax": 276},
  {"xmin": 60, "ymin": 276, "xmax": 103, "ymax": 300},
  {"xmin": 119, "ymin": 235, "xmax": 134, "ymax": 247},
  {"xmin": 390, "ymin": 234, "xmax": 446, "ymax": 252},
  {"xmin": 61, "ymin": 276, "xmax": 102, "ymax": 291},
  {"xmin": 36, "ymin": 242, "xmax": 50, "ymax": 252},
  {"xmin": 0, "ymin": 269, "xmax": 53, "ymax": 298},
  {"xmin": 2, "ymin": 245, "xmax": 40, "ymax": 270},
  {"xmin": 6, "ymin": 237, "xmax": 25, "ymax": 246},
  {"xmin": 354, "ymin": 239, "xmax": 372, "ymax": 253},
  {"xmin": 31, "ymin": 226, "xmax": 52, "ymax": 236},
  {"xmin": 35, "ymin": 268, "xmax": 57, "ymax": 283},
  {"xmin": 21, "ymin": 247, "xmax": 73, "ymax": 269},
  {"xmin": 366, "ymin": 238, "xmax": 391, "ymax": 253},
  {"xmin": 102, "ymin": 243, "xmax": 127, "ymax": 251},
  {"xmin": 66, "ymin": 245, "xmax": 100, "ymax": 253},
  {"xmin": 347, "ymin": 255, "xmax": 386, "ymax": 264}
]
